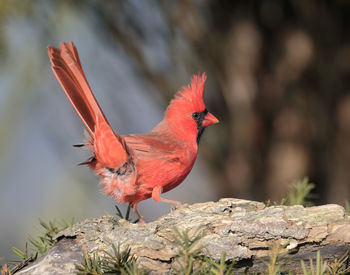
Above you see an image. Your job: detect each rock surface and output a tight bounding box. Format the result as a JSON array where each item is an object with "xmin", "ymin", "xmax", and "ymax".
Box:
[{"xmin": 16, "ymin": 198, "xmax": 350, "ymax": 274}]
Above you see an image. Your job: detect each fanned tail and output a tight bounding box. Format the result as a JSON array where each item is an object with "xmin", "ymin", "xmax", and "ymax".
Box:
[
  {"xmin": 48, "ymin": 41, "xmax": 130, "ymax": 169},
  {"xmin": 47, "ymin": 41, "xmax": 108, "ymax": 137}
]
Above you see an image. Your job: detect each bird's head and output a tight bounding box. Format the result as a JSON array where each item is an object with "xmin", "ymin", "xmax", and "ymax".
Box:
[{"xmin": 164, "ymin": 73, "xmax": 219, "ymax": 144}]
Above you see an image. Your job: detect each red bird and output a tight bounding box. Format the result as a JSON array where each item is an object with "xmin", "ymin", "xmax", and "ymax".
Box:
[{"xmin": 47, "ymin": 42, "xmax": 218, "ymax": 222}]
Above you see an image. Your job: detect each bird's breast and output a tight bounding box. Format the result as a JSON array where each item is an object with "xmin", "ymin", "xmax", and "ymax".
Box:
[{"xmin": 133, "ymin": 145, "xmax": 197, "ymax": 191}]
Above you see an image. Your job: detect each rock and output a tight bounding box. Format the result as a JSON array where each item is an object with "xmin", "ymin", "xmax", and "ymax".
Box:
[{"xmin": 16, "ymin": 199, "xmax": 350, "ymax": 274}]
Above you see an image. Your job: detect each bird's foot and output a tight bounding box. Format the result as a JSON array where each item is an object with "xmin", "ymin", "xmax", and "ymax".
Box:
[
  {"xmin": 138, "ymin": 218, "xmax": 145, "ymax": 224},
  {"xmin": 130, "ymin": 203, "xmax": 145, "ymax": 224},
  {"xmin": 170, "ymin": 201, "xmax": 182, "ymax": 211}
]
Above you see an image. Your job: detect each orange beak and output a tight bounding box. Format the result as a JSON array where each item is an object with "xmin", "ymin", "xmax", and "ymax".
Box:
[{"xmin": 202, "ymin": 112, "xmax": 219, "ymax": 127}]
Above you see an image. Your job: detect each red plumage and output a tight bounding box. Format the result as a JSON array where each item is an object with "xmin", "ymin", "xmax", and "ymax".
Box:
[{"xmin": 47, "ymin": 42, "xmax": 218, "ymax": 222}]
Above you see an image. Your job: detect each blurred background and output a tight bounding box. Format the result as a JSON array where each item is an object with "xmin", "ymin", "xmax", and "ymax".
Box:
[{"xmin": 1, "ymin": 0, "xmax": 350, "ymax": 262}]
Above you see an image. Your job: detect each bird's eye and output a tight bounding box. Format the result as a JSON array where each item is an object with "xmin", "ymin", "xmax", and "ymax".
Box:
[{"xmin": 192, "ymin": 112, "xmax": 200, "ymax": 120}]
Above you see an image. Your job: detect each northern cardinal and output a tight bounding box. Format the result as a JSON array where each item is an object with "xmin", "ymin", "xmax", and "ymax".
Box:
[{"xmin": 47, "ymin": 42, "xmax": 218, "ymax": 222}]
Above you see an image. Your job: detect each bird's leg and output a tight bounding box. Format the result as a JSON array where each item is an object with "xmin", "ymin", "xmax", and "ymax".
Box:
[
  {"xmin": 130, "ymin": 203, "xmax": 145, "ymax": 224},
  {"xmin": 160, "ymin": 198, "xmax": 182, "ymax": 211},
  {"xmin": 152, "ymin": 186, "xmax": 182, "ymax": 211}
]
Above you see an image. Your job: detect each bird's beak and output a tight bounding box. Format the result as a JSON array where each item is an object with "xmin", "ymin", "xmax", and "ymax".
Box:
[{"xmin": 202, "ymin": 112, "xmax": 219, "ymax": 127}]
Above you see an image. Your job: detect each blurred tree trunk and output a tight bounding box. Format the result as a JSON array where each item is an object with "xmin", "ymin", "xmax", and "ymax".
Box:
[
  {"xmin": 76, "ymin": 0, "xmax": 350, "ymax": 204},
  {"xmin": 2, "ymin": 0, "xmax": 350, "ymax": 204}
]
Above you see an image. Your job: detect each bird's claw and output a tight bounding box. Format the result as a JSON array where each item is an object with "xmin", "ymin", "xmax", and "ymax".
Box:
[{"xmin": 171, "ymin": 201, "xmax": 182, "ymax": 211}]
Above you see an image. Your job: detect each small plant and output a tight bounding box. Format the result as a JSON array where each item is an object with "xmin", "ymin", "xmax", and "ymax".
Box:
[
  {"xmin": 11, "ymin": 243, "xmax": 33, "ymax": 262},
  {"xmin": 284, "ymin": 177, "xmax": 315, "ymax": 206},
  {"xmin": 4, "ymin": 218, "xmax": 74, "ymax": 274},
  {"xmin": 1, "ymin": 263, "xmax": 11, "ymax": 275},
  {"xmin": 121, "ymin": 260, "xmax": 149, "ymax": 275},
  {"xmin": 75, "ymin": 249, "xmax": 103, "ymax": 275},
  {"xmin": 327, "ymin": 252, "xmax": 350, "ymax": 275},
  {"xmin": 75, "ymin": 244, "xmax": 148, "ymax": 275},
  {"xmin": 172, "ymin": 228, "xmax": 235, "ymax": 274},
  {"xmin": 301, "ymin": 251, "xmax": 328, "ymax": 275},
  {"xmin": 172, "ymin": 227, "xmax": 206, "ymax": 274},
  {"xmin": 345, "ymin": 201, "xmax": 350, "ymax": 216},
  {"xmin": 266, "ymin": 177, "xmax": 315, "ymax": 207},
  {"xmin": 100, "ymin": 244, "xmax": 146, "ymax": 274},
  {"xmin": 28, "ymin": 218, "xmax": 74, "ymax": 254},
  {"xmin": 204, "ymin": 252, "xmax": 235, "ymax": 275},
  {"xmin": 115, "ymin": 205, "xmax": 139, "ymax": 223},
  {"xmin": 262, "ymin": 241, "xmax": 289, "ymax": 275}
]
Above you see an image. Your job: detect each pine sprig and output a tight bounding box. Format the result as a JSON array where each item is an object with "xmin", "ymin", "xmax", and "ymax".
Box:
[
  {"xmin": 75, "ymin": 244, "xmax": 148, "ymax": 275},
  {"xmin": 115, "ymin": 205, "xmax": 139, "ymax": 224}
]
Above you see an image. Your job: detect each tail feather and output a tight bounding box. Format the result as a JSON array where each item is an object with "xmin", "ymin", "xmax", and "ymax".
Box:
[
  {"xmin": 47, "ymin": 41, "xmax": 107, "ymax": 137},
  {"xmin": 48, "ymin": 41, "xmax": 130, "ymax": 169}
]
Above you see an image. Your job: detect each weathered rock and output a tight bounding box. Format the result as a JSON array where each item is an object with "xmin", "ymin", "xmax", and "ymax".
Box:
[{"xmin": 16, "ymin": 199, "xmax": 350, "ymax": 274}]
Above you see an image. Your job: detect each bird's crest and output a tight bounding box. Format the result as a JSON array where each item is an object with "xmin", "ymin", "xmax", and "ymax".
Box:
[{"xmin": 170, "ymin": 73, "xmax": 207, "ymax": 112}]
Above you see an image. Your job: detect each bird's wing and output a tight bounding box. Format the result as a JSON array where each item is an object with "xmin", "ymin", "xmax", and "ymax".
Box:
[
  {"xmin": 123, "ymin": 133, "xmax": 195, "ymax": 194},
  {"xmin": 123, "ymin": 134, "xmax": 184, "ymax": 163}
]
